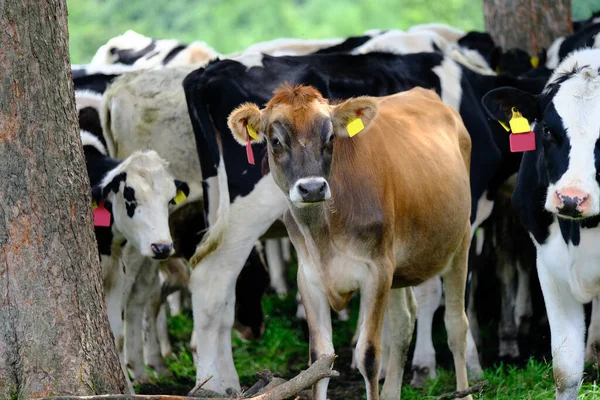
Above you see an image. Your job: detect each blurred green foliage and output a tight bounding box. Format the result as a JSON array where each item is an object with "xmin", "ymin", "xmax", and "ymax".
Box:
[{"xmin": 67, "ymin": 0, "xmax": 600, "ymax": 64}]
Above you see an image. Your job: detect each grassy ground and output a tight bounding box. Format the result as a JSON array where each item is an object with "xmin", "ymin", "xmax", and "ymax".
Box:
[{"xmin": 137, "ymin": 289, "xmax": 600, "ymax": 399}]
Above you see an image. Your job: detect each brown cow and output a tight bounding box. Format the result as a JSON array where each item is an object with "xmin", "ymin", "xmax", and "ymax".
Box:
[{"xmin": 227, "ymin": 85, "xmax": 472, "ymax": 400}]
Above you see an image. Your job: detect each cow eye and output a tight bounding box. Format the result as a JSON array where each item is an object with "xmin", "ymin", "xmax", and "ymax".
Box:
[
  {"xmin": 543, "ymin": 125, "xmax": 554, "ymax": 140},
  {"xmin": 271, "ymin": 137, "xmax": 282, "ymax": 149}
]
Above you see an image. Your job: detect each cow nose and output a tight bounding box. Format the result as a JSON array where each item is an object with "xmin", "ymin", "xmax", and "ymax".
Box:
[
  {"xmin": 556, "ymin": 188, "xmax": 590, "ymax": 218},
  {"xmin": 297, "ymin": 180, "xmax": 328, "ymax": 202},
  {"xmin": 151, "ymin": 243, "xmax": 173, "ymax": 260}
]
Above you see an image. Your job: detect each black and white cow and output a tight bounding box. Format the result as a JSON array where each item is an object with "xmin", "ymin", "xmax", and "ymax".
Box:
[
  {"xmin": 90, "ymin": 30, "xmax": 219, "ymax": 68},
  {"xmin": 81, "ymin": 129, "xmax": 189, "ymax": 384},
  {"xmin": 544, "ymin": 21, "xmax": 600, "ymax": 69},
  {"xmin": 573, "ymin": 11, "xmax": 600, "ymax": 32},
  {"xmin": 482, "ymin": 48, "xmax": 600, "ymax": 399},
  {"xmin": 181, "ymin": 48, "xmax": 550, "ymax": 391},
  {"xmin": 98, "ymin": 67, "xmax": 274, "ymax": 343}
]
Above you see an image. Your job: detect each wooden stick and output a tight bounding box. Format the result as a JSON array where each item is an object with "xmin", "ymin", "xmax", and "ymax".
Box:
[
  {"xmin": 244, "ymin": 370, "xmax": 274, "ymax": 397},
  {"xmin": 438, "ymin": 380, "xmax": 489, "ymax": 400},
  {"xmin": 42, "ymin": 396, "xmax": 230, "ymax": 400},
  {"xmin": 188, "ymin": 375, "xmax": 215, "ymax": 397},
  {"xmin": 252, "ymin": 354, "xmax": 339, "ymax": 400}
]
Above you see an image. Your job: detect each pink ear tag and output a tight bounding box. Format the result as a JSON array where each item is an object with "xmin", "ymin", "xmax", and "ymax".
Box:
[
  {"xmin": 244, "ymin": 123, "xmax": 256, "ymax": 165},
  {"xmin": 246, "ymin": 133, "xmax": 255, "ymax": 165},
  {"xmin": 507, "ymin": 108, "xmax": 536, "ymax": 153},
  {"xmin": 93, "ymin": 201, "xmax": 111, "ymax": 227},
  {"xmin": 509, "ymin": 132, "xmax": 536, "ymax": 152}
]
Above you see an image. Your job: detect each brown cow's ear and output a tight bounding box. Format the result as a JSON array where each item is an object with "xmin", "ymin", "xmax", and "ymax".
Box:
[
  {"xmin": 227, "ymin": 103, "xmax": 266, "ymax": 145},
  {"xmin": 331, "ymin": 97, "xmax": 378, "ymax": 138}
]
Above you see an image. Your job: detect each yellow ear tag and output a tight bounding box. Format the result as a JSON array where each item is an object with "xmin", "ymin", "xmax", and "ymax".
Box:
[
  {"xmin": 347, "ymin": 117, "xmax": 364, "ymax": 137},
  {"xmin": 173, "ymin": 190, "xmax": 187, "ymax": 205},
  {"xmin": 498, "ymin": 120, "xmax": 510, "ymax": 132},
  {"xmin": 92, "ymin": 200, "xmax": 98, "ymax": 210},
  {"xmin": 247, "ymin": 124, "xmax": 259, "ymax": 141},
  {"xmin": 509, "ymin": 107, "xmax": 531, "ymax": 134},
  {"xmin": 530, "ymin": 56, "xmax": 540, "ymax": 68}
]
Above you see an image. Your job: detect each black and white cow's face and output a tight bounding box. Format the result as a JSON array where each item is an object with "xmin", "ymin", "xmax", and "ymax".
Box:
[
  {"xmin": 92, "ymin": 151, "xmax": 189, "ymax": 259},
  {"xmin": 483, "ymin": 49, "xmax": 600, "ymax": 220},
  {"xmin": 90, "ymin": 30, "xmax": 156, "ymax": 66}
]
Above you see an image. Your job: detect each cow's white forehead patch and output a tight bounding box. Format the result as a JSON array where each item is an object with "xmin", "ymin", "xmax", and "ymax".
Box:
[{"xmin": 101, "ymin": 150, "xmax": 174, "ymax": 196}]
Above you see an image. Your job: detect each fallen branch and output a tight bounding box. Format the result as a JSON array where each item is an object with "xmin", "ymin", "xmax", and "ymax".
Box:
[
  {"xmin": 43, "ymin": 355, "xmax": 339, "ymax": 400},
  {"xmin": 438, "ymin": 380, "xmax": 489, "ymax": 400},
  {"xmin": 42, "ymin": 396, "xmax": 230, "ymax": 400},
  {"xmin": 244, "ymin": 370, "xmax": 274, "ymax": 397},
  {"xmin": 188, "ymin": 375, "xmax": 214, "ymax": 397},
  {"xmin": 252, "ymin": 354, "xmax": 339, "ymax": 400}
]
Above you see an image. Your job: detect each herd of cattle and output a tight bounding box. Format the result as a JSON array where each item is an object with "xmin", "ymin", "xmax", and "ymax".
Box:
[{"xmin": 70, "ymin": 11, "xmax": 600, "ymax": 400}]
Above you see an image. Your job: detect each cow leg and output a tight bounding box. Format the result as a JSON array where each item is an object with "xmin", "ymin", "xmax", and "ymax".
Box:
[
  {"xmin": 465, "ymin": 265, "xmax": 483, "ymax": 380},
  {"xmin": 380, "ymin": 287, "xmax": 417, "ymax": 400},
  {"xmin": 355, "ymin": 261, "xmax": 392, "ymax": 400},
  {"xmin": 190, "ymin": 256, "xmax": 241, "ymax": 392},
  {"xmin": 156, "ymin": 304, "xmax": 173, "ymax": 358},
  {"xmin": 442, "ymin": 227, "xmax": 471, "ymax": 398},
  {"xmin": 281, "ymin": 237, "xmax": 292, "ymax": 263},
  {"xmin": 410, "ymin": 276, "xmax": 442, "ymax": 387},
  {"xmin": 379, "ymin": 308, "xmax": 391, "ymax": 381},
  {"xmin": 124, "ymin": 256, "xmax": 155, "ymax": 383},
  {"xmin": 537, "ymin": 260, "xmax": 583, "ymax": 399},
  {"xmin": 190, "ymin": 174, "xmax": 286, "ymax": 393},
  {"xmin": 586, "ymin": 295, "xmax": 600, "ymax": 364},
  {"xmin": 143, "ymin": 269, "xmax": 169, "ymax": 376},
  {"xmin": 515, "ymin": 259, "xmax": 533, "ymax": 337},
  {"xmin": 102, "ymin": 255, "xmax": 134, "ymax": 394},
  {"xmin": 167, "ymin": 290, "xmax": 182, "ymax": 317},
  {"xmin": 350, "ymin": 303, "xmax": 365, "ymax": 371},
  {"xmin": 265, "ymin": 238, "xmax": 288, "ymax": 297},
  {"xmin": 219, "ymin": 289, "xmax": 238, "ymax": 393},
  {"xmin": 297, "ymin": 264, "xmax": 333, "ymax": 400},
  {"xmin": 496, "ymin": 250, "xmax": 519, "ymax": 360}
]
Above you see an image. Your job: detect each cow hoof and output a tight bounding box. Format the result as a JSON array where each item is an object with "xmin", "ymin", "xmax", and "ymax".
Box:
[
  {"xmin": 585, "ymin": 342, "xmax": 600, "ymax": 364},
  {"xmin": 498, "ymin": 339, "xmax": 520, "ymax": 360},
  {"xmin": 148, "ymin": 363, "xmax": 171, "ymax": 377},
  {"xmin": 336, "ymin": 309, "xmax": 350, "ymax": 322},
  {"xmin": 467, "ymin": 363, "xmax": 484, "ymax": 381},
  {"xmin": 410, "ymin": 367, "xmax": 430, "ymax": 388}
]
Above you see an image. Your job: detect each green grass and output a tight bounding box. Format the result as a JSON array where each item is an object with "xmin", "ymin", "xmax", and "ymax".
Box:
[{"xmin": 141, "ymin": 290, "xmax": 600, "ymax": 399}]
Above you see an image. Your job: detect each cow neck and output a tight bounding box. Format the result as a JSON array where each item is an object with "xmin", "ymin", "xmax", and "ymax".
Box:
[{"xmin": 288, "ymin": 201, "xmax": 331, "ymax": 245}]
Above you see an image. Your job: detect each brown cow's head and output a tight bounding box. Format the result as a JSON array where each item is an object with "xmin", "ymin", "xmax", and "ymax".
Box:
[{"xmin": 227, "ymin": 84, "xmax": 378, "ymax": 207}]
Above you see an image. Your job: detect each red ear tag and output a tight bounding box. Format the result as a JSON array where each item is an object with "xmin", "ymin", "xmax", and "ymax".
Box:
[
  {"xmin": 93, "ymin": 201, "xmax": 111, "ymax": 227},
  {"xmin": 509, "ymin": 131, "xmax": 536, "ymax": 152},
  {"xmin": 246, "ymin": 131, "xmax": 255, "ymax": 165},
  {"xmin": 507, "ymin": 108, "xmax": 536, "ymax": 152}
]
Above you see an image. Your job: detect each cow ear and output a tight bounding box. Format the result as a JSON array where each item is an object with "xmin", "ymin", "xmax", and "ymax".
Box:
[
  {"xmin": 171, "ymin": 180, "xmax": 190, "ymax": 205},
  {"xmin": 227, "ymin": 103, "xmax": 266, "ymax": 146},
  {"xmin": 91, "ymin": 184, "xmax": 104, "ymax": 203},
  {"xmin": 331, "ymin": 97, "xmax": 378, "ymax": 138},
  {"xmin": 93, "ymin": 171, "xmax": 127, "ymax": 202},
  {"xmin": 482, "ymin": 87, "xmax": 541, "ymax": 124}
]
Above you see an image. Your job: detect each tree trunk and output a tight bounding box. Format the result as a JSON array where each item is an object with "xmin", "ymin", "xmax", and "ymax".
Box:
[
  {"xmin": 0, "ymin": 0, "xmax": 128, "ymax": 397},
  {"xmin": 483, "ymin": 0, "xmax": 572, "ymax": 54}
]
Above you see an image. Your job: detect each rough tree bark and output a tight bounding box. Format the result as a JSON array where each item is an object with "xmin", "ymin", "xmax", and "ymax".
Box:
[
  {"xmin": 0, "ymin": 0, "xmax": 128, "ymax": 398},
  {"xmin": 483, "ymin": 0, "xmax": 572, "ymax": 54}
]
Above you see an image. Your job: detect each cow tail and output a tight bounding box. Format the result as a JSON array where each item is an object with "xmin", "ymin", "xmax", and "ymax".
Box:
[{"xmin": 184, "ymin": 74, "xmax": 231, "ymax": 268}]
